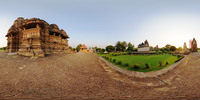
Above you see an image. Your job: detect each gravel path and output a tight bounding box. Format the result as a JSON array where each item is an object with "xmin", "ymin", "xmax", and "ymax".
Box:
[{"xmin": 0, "ymin": 52, "xmax": 199, "ymax": 99}]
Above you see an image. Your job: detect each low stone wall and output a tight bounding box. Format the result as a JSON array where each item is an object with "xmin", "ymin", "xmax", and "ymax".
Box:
[{"xmin": 99, "ymin": 56, "xmax": 186, "ymax": 78}]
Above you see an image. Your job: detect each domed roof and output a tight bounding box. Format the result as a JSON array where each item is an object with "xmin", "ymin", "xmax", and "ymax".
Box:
[
  {"xmin": 60, "ymin": 29, "xmax": 69, "ymax": 38},
  {"xmin": 22, "ymin": 18, "xmax": 48, "ymax": 28},
  {"xmin": 6, "ymin": 25, "xmax": 19, "ymax": 37},
  {"xmin": 49, "ymin": 24, "xmax": 61, "ymax": 34},
  {"xmin": 50, "ymin": 24, "xmax": 59, "ymax": 30}
]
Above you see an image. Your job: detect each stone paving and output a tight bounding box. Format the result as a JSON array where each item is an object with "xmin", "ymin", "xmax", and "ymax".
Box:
[{"xmin": 0, "ymin": 52, "xmax": 199, "ymax": 99}]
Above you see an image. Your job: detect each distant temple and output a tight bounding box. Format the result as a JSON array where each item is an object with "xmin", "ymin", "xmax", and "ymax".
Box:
[
  {"xmin": 191, "ymin": 38, "xmax": 197, "ymax": 52},
  {"xmin": 79, "ymin": 44, "xmax": 87, "ymax": 52},
  {"xmin": 6, "ymin": 17, "xmax": 69, "ymax": 57},
  {"xmin": 138, "ymin": 40, "xmax": 150, "ymax": 52}
]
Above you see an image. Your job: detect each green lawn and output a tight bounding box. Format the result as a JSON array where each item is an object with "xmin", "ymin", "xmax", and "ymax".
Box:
[
  {"xmin": 98, "ymin": 53, "xmax": 180, "ymax": 72},
  {"xmin": 0, "ymin": 50, "xmax": 5, "ymax": 52}
]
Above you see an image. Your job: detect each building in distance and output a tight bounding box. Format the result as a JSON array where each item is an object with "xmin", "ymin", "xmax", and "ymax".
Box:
[{"xmin": 138, "ymin": 40, "xmax": 150, "ymax": 52}]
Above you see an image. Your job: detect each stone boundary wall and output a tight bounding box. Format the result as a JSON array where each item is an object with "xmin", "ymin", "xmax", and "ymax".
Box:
[{"xmin": 99, "ymin": 56, "xmax": 186, "ymax": 78}]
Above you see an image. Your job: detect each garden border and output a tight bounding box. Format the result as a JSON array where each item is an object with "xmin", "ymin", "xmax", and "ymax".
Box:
[{"xmin": 99, "ymin": 55, "xmax": 186, "ymax": 78}]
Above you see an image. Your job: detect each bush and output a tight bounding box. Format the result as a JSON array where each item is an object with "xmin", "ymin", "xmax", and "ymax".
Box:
[
  {"xmin": 133, "ymin": 64, "xmax": 140, "ymax": 70},
  {"xmin": 166, "ymin": 61, "xmax": 169, "ymax": 65},
  {"xmin": 177, "ymin": 55, "xmax": 182, "ymax": 58},
  {"xmin": 145, "ymin": 63, "xmax": 150, "ymax": 69},
  {"xmin": 117, "ymin": 61, "xmax": 122, "ymax": 65},
  {"xmin": 125, "ymin": 63, "xmax": 129, "ymax": 67},
  {"xmin": 112, "ymin": 53, "xmax": 120, "ymax": 56},
  {"xmin": 122, "ymin": 52, "xmax": 128, "ymax": 55},
  {"xmin": 110, "ymin": 58, "xmax": 112, "ymax": 61},
  {"xmin": 159, "ymin": 61, "xmax": 163, "ymax": 67},
  {"xmin": 113, "ymin": 59, "xmax": 116, "ymax": 63}
]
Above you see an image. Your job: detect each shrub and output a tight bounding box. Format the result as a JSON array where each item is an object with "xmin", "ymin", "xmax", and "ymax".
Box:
[
  {"xmin": 133, "ymin": 64, "xmax": 140, "ymax": 70},
  {"xmin": 177, "ymin": 55, "xmax": 182, "ymax": 58},
  {"xmin": 110, "ymin": 58, "xmax": 112, "ymax": 61},
  {"xmin": 113, "ymin": 59, "xmax": 116, "ymax": 63},
  {"xmin": 117, "ymin": 61, "xmax": 122, "ymax": 65},
  {"xmin": 107, "ymin": 57, "xmax": 109, "ymax": 59},
  {"xmin": 145, "ymin": 63, "xmax": 150, "ymax": 69},
  {"xmin": 125, "ymin": 63, "xmax": 129, "ymax": 67},
  {"xmin": 122, "ymin": 52, "xmax": 127, "ymax": 55},
  {"xmin": 166, "ymin": 61, "xmax": 169, "ymax": 65},
  {"xmin": 159, "ymin": 61, "xmax": 163, "ymax": 67}
]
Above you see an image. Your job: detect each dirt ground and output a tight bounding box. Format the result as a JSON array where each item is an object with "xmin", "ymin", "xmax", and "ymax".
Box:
[{"xmin": 0, "ymin": 52, "xmax": 199, "ymax": 100}]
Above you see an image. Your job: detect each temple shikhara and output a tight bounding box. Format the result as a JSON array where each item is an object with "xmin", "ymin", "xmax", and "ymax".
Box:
[
  {"xmin": 191, "ymin": 38, "xmax": 197, "ymax": 52},
  {"xmin": 79, "ymin": 44, "xmax": 88, "ymax": 52},
  {"xmin": 138, "ymin": 40, "xmax": 150, "ymax": 52},
  {"xmin": 6, "ymin": 17, "xmax": 69, "ymax": 57}
]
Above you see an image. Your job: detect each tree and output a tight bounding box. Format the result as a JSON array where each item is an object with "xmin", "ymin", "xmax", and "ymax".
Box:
[
  {"xmin": 106, "ymin": 45, "xmax": 115, "ymax": 52},
  {"xmin": 76, "ymin": 44, "xmax": 82, "ymax": 52},
  {"xmin": 127, "ymin": 42, "xmax": 134, "ymax": 52},
  {"xmin": 101, "ymin": 48, "xmax": 105, "ymax": 52},
  {"xmin": 165, "ymin": 44, "xmax": 171, "ymax": 51},
  {"xmin": 115, "ymin": 41, "xmax": 127, "ymax": 52},
  {"xmin": 176, "ymin": 47, "xmax": 183, "ymax": 52},
  {"xmin": 69, "ymin": 46, "xmax": 72, "ymax": 50},
  {"xmin": 170, "ymin": 46, "xmax": 177, "ymax": 51}
]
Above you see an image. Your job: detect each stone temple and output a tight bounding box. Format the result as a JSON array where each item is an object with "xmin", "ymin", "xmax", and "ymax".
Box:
[
  {"xmin": 191, "ymin": 38, "xmax": 197, "ymax": 52},
  {"xmin": 138, "ymin": 40, "xmax": 150, "ymax": 52},
  {"xmin": 6, "ymin": 17, "xmax": 69, "ymax": 57}
]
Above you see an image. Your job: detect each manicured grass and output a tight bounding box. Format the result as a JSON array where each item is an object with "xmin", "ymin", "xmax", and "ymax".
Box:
[
  {"xmin": 0, "ymin": 50, "xmax": 5, "ymax": 52},
  {"xmin": 98, "ymin": 53, "xmax": 180, "ymax": 72}
]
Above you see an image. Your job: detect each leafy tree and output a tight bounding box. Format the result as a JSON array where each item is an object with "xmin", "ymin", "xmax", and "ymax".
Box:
[
  {"xmin": 106, "ymin": 45, "xmax": 115, "ymax": 52},
  {"xmin": 69, "ymin": 46, "xmax": 72, "ymax": 50},
  {"xmin": 127, "ymin": 42, "xmax": 134, "ymax": 52},
  {"xmin": 170, "ymin": 46, "xmax": 177, "ymax": 51},
  {"xmin": 121, "ymin": 41, "xmax": 128, "ymax": 52},
  {"xmin": 96, "ymin": 48, "xmax": 101, "ymax": 52},
  {"xmin": 115, "ymin": 41, "xmax": 127, "ymax": 52},
  {"xmin": 76, "ymin": 44, "xmax": 82, "ymax": 52},
  {"xmin": 176, "ymin": 47, "xmax": 183, "ymax": 52},
  {"xmin": 72, "ymin": 48, "xmax": 76, "ymax": 51},
  {"xmin": 165, "ymin": 44, "xmax": 171, "ymax": 51},
  {"xmin": 101, "ymin": 48, "xmax": 106, "ymax": 53}
]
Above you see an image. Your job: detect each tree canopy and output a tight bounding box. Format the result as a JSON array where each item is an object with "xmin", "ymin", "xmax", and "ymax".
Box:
[
  {"xmin": 106, "ymin": 45, "xmax": 115, "ymax": 52},
  {"xmin": 115, "ymin": 41, "xmax": 127, "ymax": 52}
]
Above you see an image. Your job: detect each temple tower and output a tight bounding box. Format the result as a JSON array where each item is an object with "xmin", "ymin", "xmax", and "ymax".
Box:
[{"xmin": 191, "ymin": 38, "xmax": 197, "ymax": 52}]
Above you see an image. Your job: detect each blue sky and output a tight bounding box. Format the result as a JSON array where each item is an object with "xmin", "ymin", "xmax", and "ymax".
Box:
[{"xmin": 1, "ymin": 0, "xmax": 200, "ymax": 48}]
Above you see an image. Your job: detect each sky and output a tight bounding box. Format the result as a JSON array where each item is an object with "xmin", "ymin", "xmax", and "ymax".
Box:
[{"xmin": 1, "ymin": 0, "xmax": 200, "ymax": 48}]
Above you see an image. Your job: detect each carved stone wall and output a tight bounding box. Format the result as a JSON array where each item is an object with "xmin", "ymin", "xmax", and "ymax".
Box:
[{"xmin": 6, "ymin": 17, "xmax": 69, "ymax": 57}]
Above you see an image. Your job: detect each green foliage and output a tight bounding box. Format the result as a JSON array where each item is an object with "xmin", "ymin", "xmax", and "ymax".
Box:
[
  {"xmin": 117, "ymin": 61, "xmax": 122, "ymax": 65},
  {"xmin": 125, "ymin": 63, "xmax": 129, "ymax": 67},
  {"xmin": 165, "ymin": 44, "xmax": 171, "ymax": 51},
  {"xmin": 113, "ymin": 59, "xmax": 116, "ymax": 63},
  {"xmin": 133, "ymin": 64, "xmax": 140, "ymax": 70},
  {"xmin": 68, "ymin": 46, "xmax": 72, "ymax": 50},
  {"xmin": 112, "ymin": 53, "xmax": 120, "ymax": 56},
  {"xmin": 170, "ymin": 46, "xmax": 177, "ymax": 51},
  {"xmin": 99, "ymin": 53, "xmax": 178, "ymax": 72},
  {"xmin": 159, "ymin": 61, "xmax": 163, "ymax": 67},
  {"xmin": 106, "ymin": 45, "xmax": 115, "ymax": 52},
  {"xmin": 0, "ymin": 47, "xmax": 6, "ymax": 50},
  {"xmin": 127, "ymin": 42, "xmax": 134, "ymax": 52},
  {"xmin": 115, "ymin": 41, "xmax": 127, "ymax": 52},
  {"xmin": 166, "ymin": 61, "xmax": 169, "ymax": 65},
  {"xmin": 122, "ymin": 52, "xmax": 128, "ymax": 55},
  {"xmin": 101, "ymin": 49, "xmax": 106, "ymax": 53},
  {"xmin": 145, "ymin": 63, "xmax": 150, "ymax": 69},
  {"xmin": 76, "ymin": 44, "xmax": 82, "ymax": 52}
]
